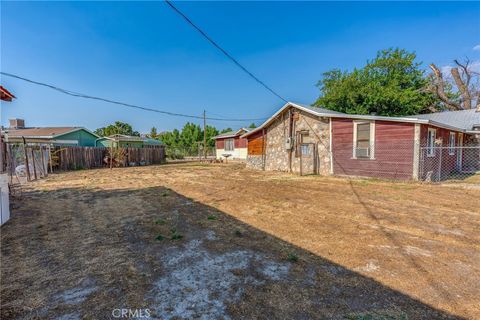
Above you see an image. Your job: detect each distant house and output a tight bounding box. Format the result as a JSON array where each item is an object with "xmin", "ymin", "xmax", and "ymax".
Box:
[
  {"xmin": 213, "ymin": 128, "xmax": 250, "ymax": 160},
  {"xmin": 3, "ymin": 119, "xmax": 99, "ymax": 147},
  {"xmin": 241, "ymin": 102, "xmax": 479, "ymax": 180},
  {"xmin": 95, "ymin": 134, "xmax": 163, "ymax": 148}
]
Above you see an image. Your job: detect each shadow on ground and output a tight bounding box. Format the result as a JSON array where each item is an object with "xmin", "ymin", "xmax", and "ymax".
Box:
[{"xmin": 1, "ymin": 185, "xmax": 463, "ymax": 319}]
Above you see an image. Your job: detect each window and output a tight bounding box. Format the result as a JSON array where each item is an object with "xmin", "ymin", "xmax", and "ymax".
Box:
[
  {"xmin": 224, "ymin": 138, "xmax": 234, "ymax": 151},
  {"xmin": 427, "ymin": 128, "xmax": 436, "ymax": 156},
  {"xmin": 301, "ymin": 144, "xmax": 311, "ymax": 156},
  {"xmin": 448, "ymin": 132, "xmax": 455, "ymax": 155},
  {"xmin": 295, "ymin": 131, "xmax": 310, "ymax": 157},
  {"xmin": 353, "ymin": 121, "xmax": 374, "ymax": 159}
]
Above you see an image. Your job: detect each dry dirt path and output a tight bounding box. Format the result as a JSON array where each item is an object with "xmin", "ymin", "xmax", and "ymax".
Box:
[{"xmin": 1, "ymin": 163, "xmax": 479, "ymax": 319}]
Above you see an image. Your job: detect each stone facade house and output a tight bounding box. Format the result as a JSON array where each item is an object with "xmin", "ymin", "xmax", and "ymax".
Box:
[{"xmin": 242, "ymin": 102, "xmax": 480, "ymax": 180}]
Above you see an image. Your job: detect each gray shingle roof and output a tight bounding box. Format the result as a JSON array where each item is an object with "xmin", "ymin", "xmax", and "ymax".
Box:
[{"xmin": 406, "ymin": 109, "xmax": 480, "ymax": 131}]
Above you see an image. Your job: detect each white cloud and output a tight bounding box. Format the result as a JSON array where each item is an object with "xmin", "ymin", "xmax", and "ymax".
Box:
[
  {"xmin": 440, "ymin": 60, "xmax": 480, "ymax": 77},
  {"xmin": 469, "ymin": 60, "xmax": 480, "ymax": 73},
  {"xmin": 441, "ymin": 65, "xmax": 453, "ymax": 76},
  {"xmin": 473, "ymin": 44, "xmax": 480, "ymax": 51}
]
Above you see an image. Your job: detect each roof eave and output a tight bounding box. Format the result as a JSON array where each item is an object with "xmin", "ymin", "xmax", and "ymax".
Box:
[{"xmin": 241, "ymin": 102, "xmax": 470, "ymax": 138}]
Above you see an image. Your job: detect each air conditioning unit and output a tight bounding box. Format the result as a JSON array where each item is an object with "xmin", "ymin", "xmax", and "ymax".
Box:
[
  {"xmin": 356, "ymin": 147, "xmax": 370, "ymax": 158},
  {"xmin": 285, "ymin": 137, "xmax": 293, "ymax": 150}
]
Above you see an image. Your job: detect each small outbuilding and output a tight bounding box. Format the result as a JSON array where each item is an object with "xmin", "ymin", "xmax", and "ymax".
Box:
[
  {"xmin": 213, "ymin": 128, "xmax": 250, "ymax": 160},
  {"xmin": 95, "ymin": 134, "xmax": 163, "ymax": 148}
]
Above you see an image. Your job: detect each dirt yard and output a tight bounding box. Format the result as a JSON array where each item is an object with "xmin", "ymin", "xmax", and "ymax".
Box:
[{"xmin": 1, "ymin": 163, "xmax": 479, "ymax": 319}]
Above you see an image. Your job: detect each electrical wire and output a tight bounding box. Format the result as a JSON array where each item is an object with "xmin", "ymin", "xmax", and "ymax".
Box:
[
  {"xmin": 0, "ymin": 72, "xmax": 268, "ymax": 122},
  {"xmin": 164, "ymin": 0, "xmax": 288, "ymax": 103}
]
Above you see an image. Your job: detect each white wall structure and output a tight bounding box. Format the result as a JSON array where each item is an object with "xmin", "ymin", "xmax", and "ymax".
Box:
[
  {"xmin": 0, "ymin": 173, "xmax": 10, "ymax": 226},
  {"xmin": 216, "ymin": 147, "xmax": 248, "ymax": 160},
  {"xmin": 213, "ymin": 128, "xmax": 250, "ymax": 161}
]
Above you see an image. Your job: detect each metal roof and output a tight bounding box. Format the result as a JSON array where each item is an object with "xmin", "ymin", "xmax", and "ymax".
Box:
[
  {"xmin": 292, "ymin": 103, "xmax": 346, "ymax": 115},
  {"xmin": 241, "ymin": 102, "xmax": 474, "ymax": 138},
  {"xmin": 405, "ymin": 108, "xmax": 480, "ymax": 131},
  {"xmin": 212, "ymin": 128, "xmax": 250, "ymax": 139}
]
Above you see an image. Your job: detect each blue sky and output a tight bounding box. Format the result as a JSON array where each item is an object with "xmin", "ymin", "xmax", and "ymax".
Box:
[{"xmin": 1, "ymin": 1, "xmax": 479, "ymax": 133}]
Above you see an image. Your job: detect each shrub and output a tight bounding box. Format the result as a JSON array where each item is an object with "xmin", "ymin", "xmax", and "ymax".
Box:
[{"xmin": 287, "ymin": 253, "xmax": 298, "ymax": 262}]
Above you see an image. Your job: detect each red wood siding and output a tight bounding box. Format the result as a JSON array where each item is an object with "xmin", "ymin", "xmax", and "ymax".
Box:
[
  {"xmin": 215, "ymin": 136, "xmax": 247, "ymax": 149},
  {"xmin": 332, "ymin": 119, "xmax": 415, "ymax": 180},
  {"xmin": 418, "ymin": 124, "xmax": 468, "ymax": 179}
]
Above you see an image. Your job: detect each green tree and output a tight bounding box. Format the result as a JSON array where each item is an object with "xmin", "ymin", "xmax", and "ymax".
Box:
[
  {"xmin": 149, "ymin": 127, "xmax": 158, "ymax": 139},
  {"xmin": 204, "ymin": 125, "xmax": 219, "ymax": 148},
  {"xmin": 248, "ymin": 122, "xmax": 257, "ymax": 129},
  {"xmin": 180, "ymin": 122, "xmax": 202, "ymax": 151},
  {"xmin": 159, "ymin": 129, "xmax": 180, "ymax": 147},
  {"xmin": 95, "ymin": 121, "xmax": 140, "ymax": 137},
  {"xmin": 220, "ymin": 128, "xmax": 233, "ymax": 134},
  {"xmin": 313, "ymin": 48, "xmax": 437, "ymax": 116}
]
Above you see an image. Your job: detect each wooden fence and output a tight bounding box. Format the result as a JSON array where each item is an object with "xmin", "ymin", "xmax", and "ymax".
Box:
[
  {"xmin": 53, "ymin": 146, "xmax": 107, "ymax": 171},
  {"xmin": 52, "ymin": 146, "xmax": 166, "ymax": 171},
  {"xmin": 3, "ymin": 144, "xmax": 166, "ymax": 184}
]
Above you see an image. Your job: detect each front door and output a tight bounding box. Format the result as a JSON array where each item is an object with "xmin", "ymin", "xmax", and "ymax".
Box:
[{"xmin": 299, "ymin": 143, "xmax": 317, "ymax": 175}]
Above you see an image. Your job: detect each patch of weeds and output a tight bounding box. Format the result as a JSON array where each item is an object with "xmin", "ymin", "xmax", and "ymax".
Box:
[
  {"xmin": 161, "ymin": 191, "xmax": 169, "ymax": 197},
  {"xmin": 154, "ymin": 219, "xmax": 166, "ymax": 225},
  {"xmin": 207, "ymin": 215, "xmax": 217, "ymax": 221},
  {"xmin": 170, "ymin": 228, "xmax": 183, "ymax": 240},
  {"xmin": 155, "ymin": 235, "xmax": 164, "ymax": 241},
  {"xmin": 234, "ymin": 229, "xmax": 242, "ymax": 237},
  {"xmin": 286, "ymin": 253, "xmax": 299, "ymax": 262}
]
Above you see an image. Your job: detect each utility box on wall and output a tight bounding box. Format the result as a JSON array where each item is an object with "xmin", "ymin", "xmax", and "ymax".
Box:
[{"xmin": 0, "ymin": 173, "xmax": 10, "ymax": 226}]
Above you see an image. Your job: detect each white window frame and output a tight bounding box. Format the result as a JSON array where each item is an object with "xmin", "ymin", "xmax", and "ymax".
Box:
[
  {"xmin": 224, "ymin": 138, "xmax": 234, "ymax": 151},
  {"xmin": 352, "ymin": 121, "xmax": 375, "ymax": 159},
  {"xmin": 427, "ymin": 128, "xmax": 436, "ymax": 157},
  {"xmin": 448, "ymin": 132, "xmax": 455, "ymax": 155}
]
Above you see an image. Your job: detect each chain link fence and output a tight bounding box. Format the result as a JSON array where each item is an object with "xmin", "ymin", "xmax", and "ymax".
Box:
[
  {"xmin": 4, "ymin": 143, "xmax": 50, "ymax": 184},
  {"xmin": 165, "ymin": 145, "xmax": 216, "ymax": 160},
  {"xmin": 419, "ymin": 145, "xmax": 480, "ymax": 182},
  {"xmin": 329, "ymin": 140, "xmax": 480, "ymax": 182}
]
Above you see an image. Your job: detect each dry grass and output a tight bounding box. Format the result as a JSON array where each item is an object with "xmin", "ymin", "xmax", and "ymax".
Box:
[{"xmin": 1, "ymin": 163, "xmax": 479, "ymax": 319}]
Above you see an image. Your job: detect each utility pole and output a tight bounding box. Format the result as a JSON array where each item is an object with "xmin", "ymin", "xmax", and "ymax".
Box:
[{"xmin": 203, "ymin": 110, "xmax": 207, "ymax": 159}]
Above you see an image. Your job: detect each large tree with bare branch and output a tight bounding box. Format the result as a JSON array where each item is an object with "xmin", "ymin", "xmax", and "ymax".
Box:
[
  {"xmin": 429, "ymin": 59, "xmax": 480, "ymax": 111},
  {"xmin": 314, "ymin": 48, "xmax": 437, "ymax": 116}
]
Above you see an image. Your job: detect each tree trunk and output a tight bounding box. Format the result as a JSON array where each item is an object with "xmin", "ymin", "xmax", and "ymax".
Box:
[
  {"xmin": 451, "ymin": 67, "xmax": 471, "ymax": 109},
  {"xmin": 429, "ymin": 64, "xmax": 462, "ymax": 110}
]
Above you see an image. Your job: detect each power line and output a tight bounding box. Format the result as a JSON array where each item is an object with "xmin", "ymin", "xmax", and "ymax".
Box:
[
  {"xmin": 0, "ymin": 72, "xmax": 267, "ymax": 122},
  {"xmin": 165, "ymin": 0, "xmax": 288, "ymax": 103}
]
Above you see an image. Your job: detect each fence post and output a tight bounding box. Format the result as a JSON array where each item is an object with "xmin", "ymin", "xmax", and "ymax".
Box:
[
  {"xmin": 31, "ymin": 147, "xmax": 38, "ymax": 180},
  {"xmin": 437, "ymin": 147, "xmax": 442, "ymax": 181},
  {"xmin": 22, "ymin": 137, "xmax": 31, "ymax": 182}
]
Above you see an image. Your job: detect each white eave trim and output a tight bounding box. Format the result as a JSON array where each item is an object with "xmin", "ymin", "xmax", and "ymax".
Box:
[{"xmin": 56, "ymin": 127, "xmax": 100, "ymax": 138}]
